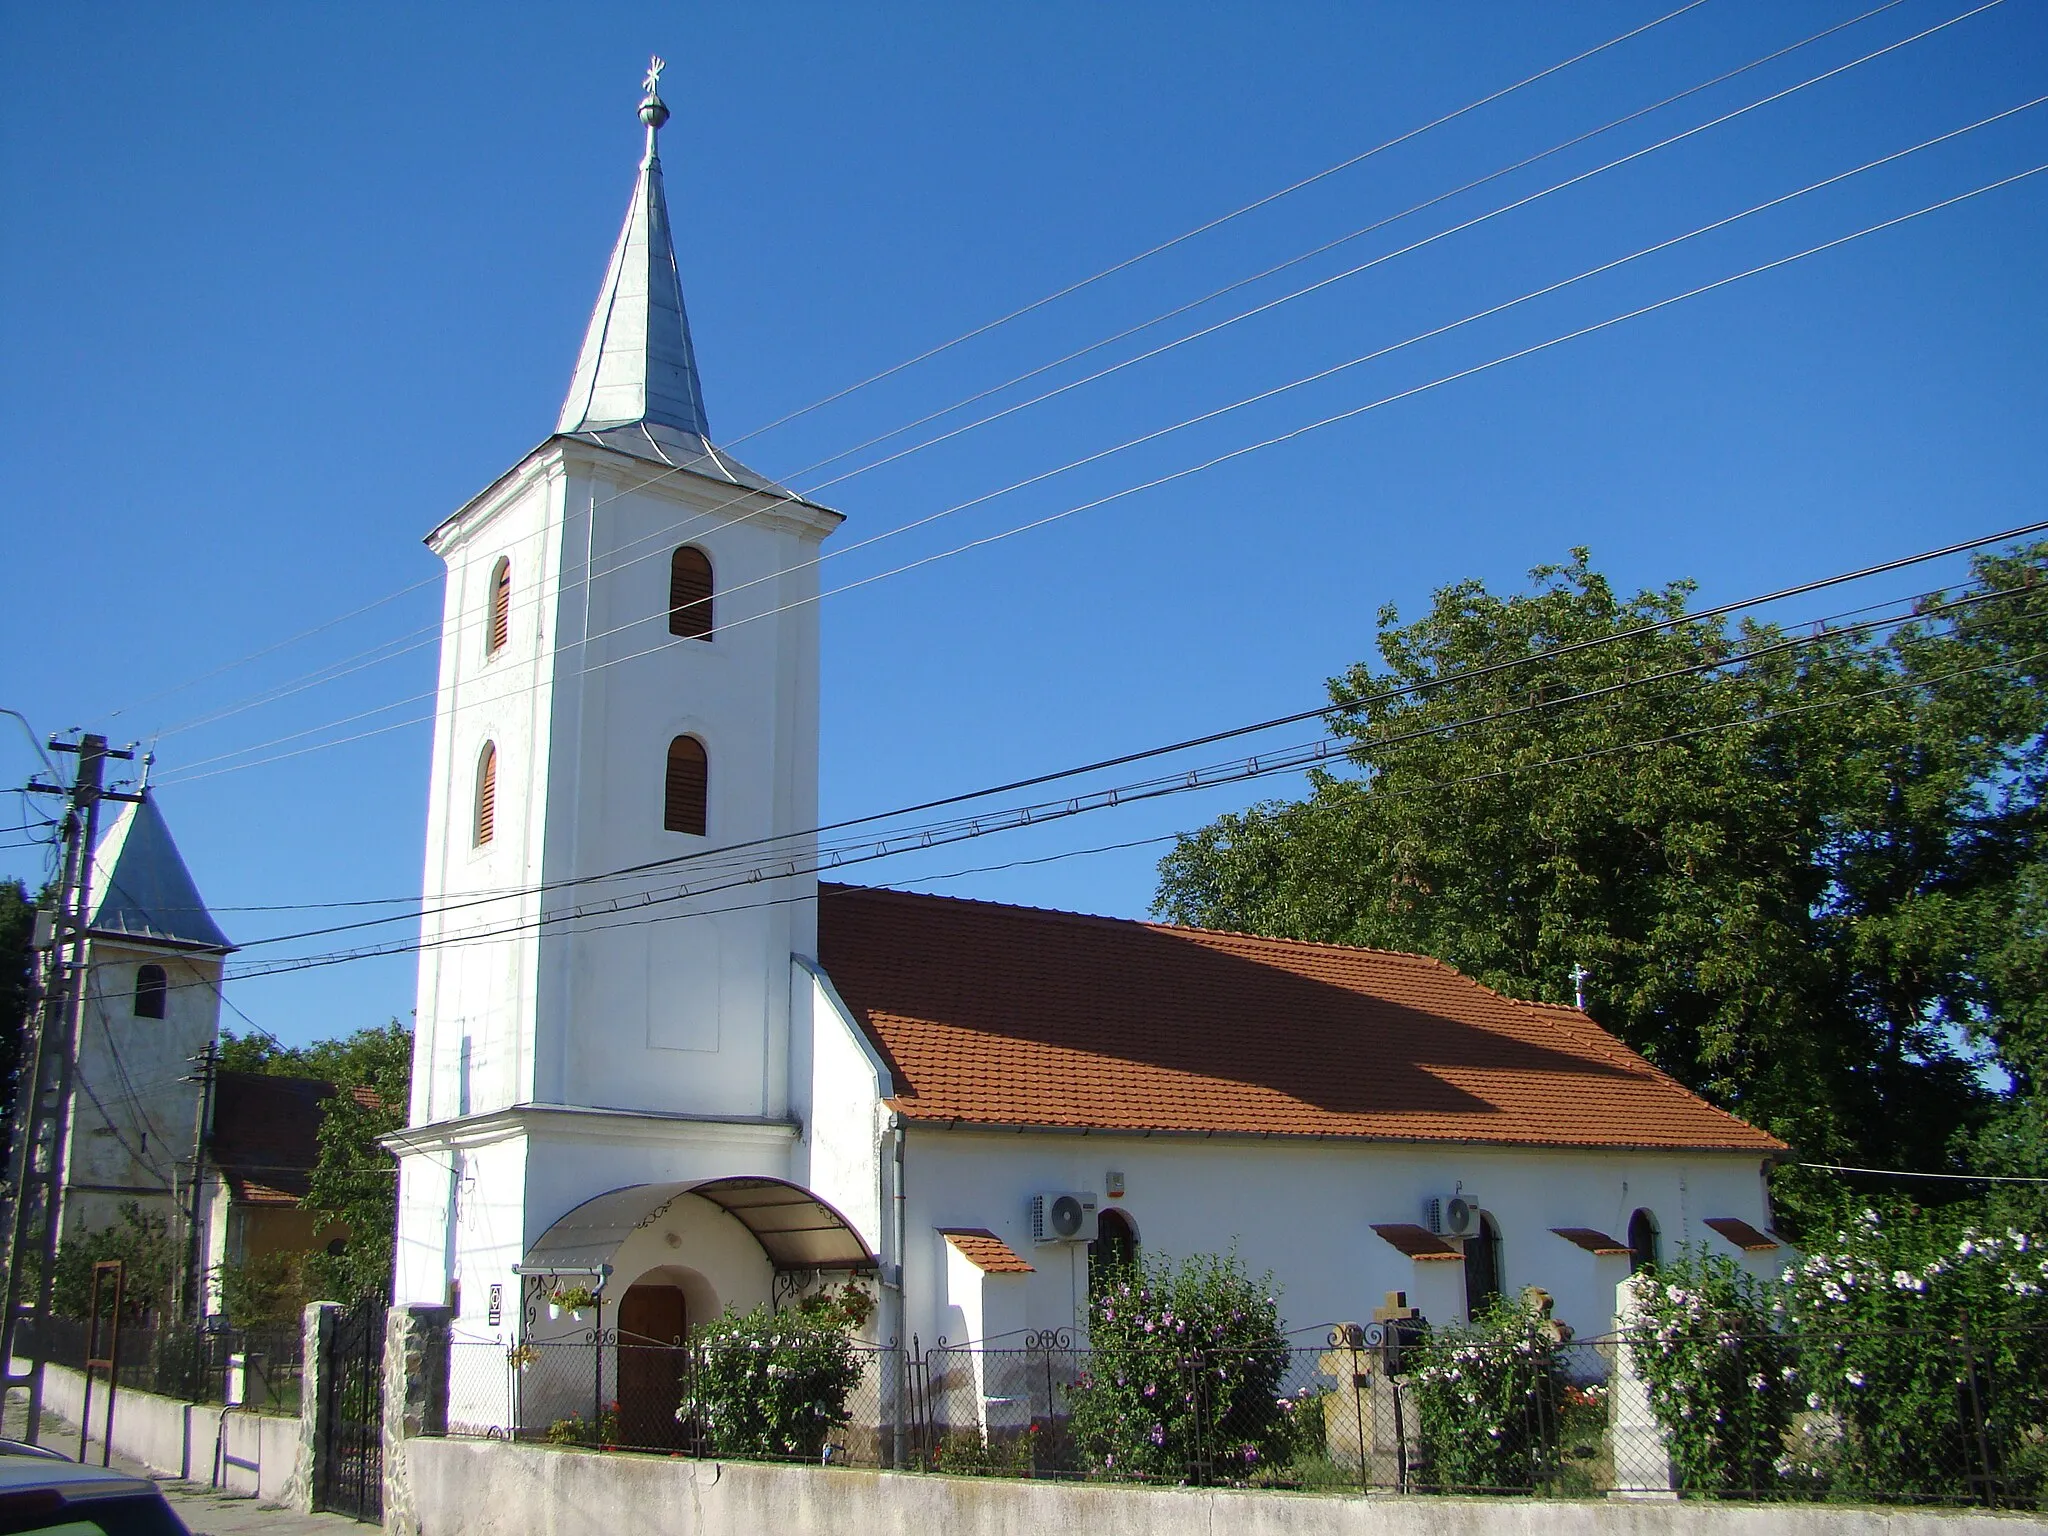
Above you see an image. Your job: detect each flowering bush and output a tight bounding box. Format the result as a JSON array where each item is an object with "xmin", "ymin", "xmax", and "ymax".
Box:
[
  {"xmin": 682, "ymin": 1284, "xmax": 872, "ymax": 1460},
  {"xmin": 1782, "ymin": 1210, "xmax": 2048, "ymax": 1500},
  {"xmin": 1406, "ymin": 1293, "xmax": 1570, "ymax": 1493},
  {"xmin": 1624, "ymin": 1252, "xmax": 1796, "ymax": 1496},
  {"xmin": 1066, "ymin": 1252, "xmax": 1301, "ymax": 1483}
]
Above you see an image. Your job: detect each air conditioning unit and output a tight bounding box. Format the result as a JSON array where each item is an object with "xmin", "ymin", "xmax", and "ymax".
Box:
[
  {"xmin": 1030, "ymin": 1191, "xmax": 1099, "ymax": 1244},
  {"xmin": 1426, "ymin": 1194, "xmax": 1481, "ymax": 1237}
]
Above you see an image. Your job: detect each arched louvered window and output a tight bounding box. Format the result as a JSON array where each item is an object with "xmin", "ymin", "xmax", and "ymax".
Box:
[
  {"xmin": 669, "ymin": 547, "xmax": 713, "ymax": 640},
  {"xmin": 487, "ymin": 556, "xmax": 511, "ymax": 657},
  {"xmin": 134, "ymin": 964, "xmax": 168, "ymax": 1020},
  {"xmin": 664, "ymin": 735, "xmax": 708, "ymax": 836},
  {"xmin": 475, "ymin": 742, "xmax": 498, "ymax": 846}
]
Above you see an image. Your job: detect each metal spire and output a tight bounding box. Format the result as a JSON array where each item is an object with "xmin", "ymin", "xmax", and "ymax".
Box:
[{"xmin": 556, "ymin": 55, "xmax": 710, "ymax": 440}]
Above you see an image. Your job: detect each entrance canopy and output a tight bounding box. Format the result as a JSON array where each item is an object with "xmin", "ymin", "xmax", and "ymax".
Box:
[{"xmin": 524, "ymin": 1176, "xmax": 876, "ymax": 1275}]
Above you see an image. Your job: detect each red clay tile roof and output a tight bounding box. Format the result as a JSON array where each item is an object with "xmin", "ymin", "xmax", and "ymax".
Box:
[
  {"xmin": 1551, "ymin": 1227, "xmax": 1631, "ymax": 1256},
  {"xmin": 1370, "ymin": 1224, "xmax": 1464, "ymax": 1261},
  {"xmin": 1703, "ymin": 1216, "xmax": 1780, "ymax": 1251},
  {"xmin": 817, "ymin": 885, "xmax": 1784, "ymax": 1153},
  {"xmin": 209, "ymin": 1072, "xmax": 337, "ymax": 1206},
  {"xmin": 940, "ymin": 1229, "xmax": 1034, "ymax": 1274}
]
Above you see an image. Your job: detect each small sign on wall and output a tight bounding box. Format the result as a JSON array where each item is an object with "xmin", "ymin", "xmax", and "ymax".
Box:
[
  {"xmin": 1105, "ymin": 1170, "xmax": 1125, "ymax": 1199},
  {"xmin": 487, "ymin": 1283, "xmax": 503, "ymax": 1326}
]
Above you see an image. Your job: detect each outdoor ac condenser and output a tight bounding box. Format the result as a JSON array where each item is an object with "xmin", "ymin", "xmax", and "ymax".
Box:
[
  {"xmin": 1030, "ymin": 1191, "xmax": 1100, "ymax": 1244},
  {"xmin": 1427, "ymin": 1194, "xmax": 1481, "ymax": 1237}
]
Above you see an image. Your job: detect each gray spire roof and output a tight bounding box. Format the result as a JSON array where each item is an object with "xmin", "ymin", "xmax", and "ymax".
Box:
[
  {"xmin": 87, "ymin": 793, "xmax": 234, "ymax": 953},
  {"xmin": 538, "ymin": 68, "xmax": 823, "ymax": 509},
  {"xmin": 557, "ymin": 85, "xmax": 710, "ymax": 442}
]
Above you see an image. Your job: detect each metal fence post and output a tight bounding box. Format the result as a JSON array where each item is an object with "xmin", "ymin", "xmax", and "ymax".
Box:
[{"xmin": 1958, "ymin": 1310, "xmax": 1998, "ymax": 1507}]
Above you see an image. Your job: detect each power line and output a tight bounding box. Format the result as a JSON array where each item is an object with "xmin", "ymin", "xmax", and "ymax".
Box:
[
  {"xmin": 137, "ymin": 524, "xmax": 2048, "ymax": 942},
  {"xmin": 192, "ymin": 638, "xmax": 2047, "ymax": 991},
  {"xmin": 151, "ymin": 2, "xmax": 2006, "ymax": 763},
  {"xmin": 711, "ymin": 0, "xmax": 1716, "ymax": 448},
  {"xmin": 195, "ymin": 578, "xmax": 2032, "ymax": 956},
  {"xmin": 99, "ymin": 1, "xmax": 1705, "ymax": 730},
  {"xmin": 158, "ymin": 130, "xmax": 2047, "ymax": 787},
  {"xmin": 166, "ymin": 583, "xmax": 2042, "ymax": 985},
  {"xmin": 1796, "ymin": 1162, "xmax": 2048, "ymax": 1186}
]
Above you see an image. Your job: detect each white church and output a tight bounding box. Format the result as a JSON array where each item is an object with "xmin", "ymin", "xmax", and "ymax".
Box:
[{"xmin": 388, "ymin": 66, "xmax": 1789, "ymax": 1386}]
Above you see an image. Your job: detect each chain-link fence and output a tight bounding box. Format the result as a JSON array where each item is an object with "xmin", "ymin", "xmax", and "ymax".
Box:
[
  {"xmin": 443, "ymin": 1323, "xmax": 2047, "ymax": 1505},
  {"xmin": 23, "ymin": 1314, "xmax": 304, "ymax": 1412}
]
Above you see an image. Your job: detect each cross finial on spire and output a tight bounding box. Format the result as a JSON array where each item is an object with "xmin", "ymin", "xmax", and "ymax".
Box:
[
  {"xmin": 638, "ymin": 54, "xmax": 670, "ymax": 144},
  {"xmin": 1569, "ymin": 963, "xmax": 1590, "ymax": 1011}
]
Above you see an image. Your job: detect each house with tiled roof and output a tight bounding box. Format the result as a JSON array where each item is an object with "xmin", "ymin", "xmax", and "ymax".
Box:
[
  {"xmin": 195, "ymin": 1073, "xmax": 367, "ymax": 1316},
  {"xmin": 390, "ymin": 68, "xmax": 1788, "ymax": 1440}
]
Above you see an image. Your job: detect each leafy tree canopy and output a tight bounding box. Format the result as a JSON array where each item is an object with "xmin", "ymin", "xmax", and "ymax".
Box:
[
  {"xmin": 218, "ymin": 1020, "xmax": 410, "ymax": 1305},
  {"xmin": 1155, "ymin": 545, "xmax": 2048, "ymax": 1228},
  {"xmin": 1, "ymin": 879, "xmax": 43, "ymax": 1130}
]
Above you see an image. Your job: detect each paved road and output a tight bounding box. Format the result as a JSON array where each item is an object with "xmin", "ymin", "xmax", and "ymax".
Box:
[{"xmin": 5, "ymin": 1393, "xmax": 368, "ymax": 1535}]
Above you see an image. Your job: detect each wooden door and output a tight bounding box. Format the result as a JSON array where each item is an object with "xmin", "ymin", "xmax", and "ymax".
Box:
[{"xmin": 617, "ymin": 1283, "xmax": 689, "ymax": 1449}]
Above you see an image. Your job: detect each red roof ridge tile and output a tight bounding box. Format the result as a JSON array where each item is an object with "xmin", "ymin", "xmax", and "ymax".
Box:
[{"xmin": 824, "ymin": 880, "xmax": 1469, "ymax": 969}]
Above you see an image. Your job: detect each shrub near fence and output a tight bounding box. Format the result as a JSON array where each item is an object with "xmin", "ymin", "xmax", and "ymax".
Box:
[
  {"xmin": 443, "ymin": 1322, "xmax": 2044, "ymax": 1505},
  {"xmin": 1407, "ymin": 1294, "xmax": 1574, "ymax": 1494}
]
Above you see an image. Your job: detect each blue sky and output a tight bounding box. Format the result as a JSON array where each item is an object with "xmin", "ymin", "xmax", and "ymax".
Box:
[{"xmin": 3, "ymin": 2, "xmax": 2044, "ymax": 1049}]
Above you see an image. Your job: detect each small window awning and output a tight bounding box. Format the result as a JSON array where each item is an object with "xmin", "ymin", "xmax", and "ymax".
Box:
[
  {"xmin": 1370, "ymin": 1223, "xmax": 1464, "ymax": 1261},
  {"xmin": 940, "ymin": 1229, "xmax": 1033, "ymax": 1274},
  {"xmin": 1551, "ymin": 1227, "xmax": 1630, "ymax": 1256},
  {"xmin": 525, "ymin": 1177, "xmax": 876, "ymax": 1276},
  {"xmin": 1703, "ymin": 1216, "xmax": 1779, "ymax": 1252}
]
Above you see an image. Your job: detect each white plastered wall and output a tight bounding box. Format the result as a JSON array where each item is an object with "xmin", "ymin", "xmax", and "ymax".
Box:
[
  {"xmin": 792, "ymin": 959, "xmax": 888, "ymax": 1258},
  {"xmin": 901, "ymin": 1130, "xmax": 1780, "ymax": 1348}
]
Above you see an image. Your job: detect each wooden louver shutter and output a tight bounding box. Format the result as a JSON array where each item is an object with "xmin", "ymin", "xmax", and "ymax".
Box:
[
  {"xmin": 665, "ymin": 736, "xmax": 708, "ymax": 836},
  {"xmin": 489, "ymin": 558, "xmax": 511, "ymax": 655},
  {"xmin": 476, "ymin": 743, "xmax": 498, "ymax": 846},
  {"xmin": 669, "ymin": 547, "xmax": 713, "ymax": 640}
]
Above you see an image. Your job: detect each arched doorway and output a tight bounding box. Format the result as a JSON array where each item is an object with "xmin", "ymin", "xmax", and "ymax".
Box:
[
  {"xmin": 1627, "ymin": 1209, "xmax": 1660, "ymax": 1275},
  {"xmin": 1089, "ymin": 1209, "xmax": 1139, "ymax": 1292},
  {"xmin": 617, "ymin": 1280, "xmax": 691, "ymax": 1449},
  {"xmin": 1463, "ymin": 1213, "xmax": 1503, "ymax": 1319}
]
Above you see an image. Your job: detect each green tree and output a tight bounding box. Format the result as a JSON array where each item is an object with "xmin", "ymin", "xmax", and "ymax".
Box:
[
  {"xmin": 0, "ymin": 879, "xmax": 41, "ymax": 1131},
  {"xmin": 217, "ymin": 1021, "xmax": 411, "ymax": 1304},
  {"xmin": 51, "ymin": 1201, "xmax": 177, "ymax": 1321},
  {"xmin": 298, "ymin": 1021, "xmax": 410, "ymax": 1304},
  {"xmin": 1155, "ymin": 546, "xmax": 2048, "ymax": 1224}
]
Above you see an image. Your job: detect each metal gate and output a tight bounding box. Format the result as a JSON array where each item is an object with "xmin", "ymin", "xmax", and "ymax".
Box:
[{"xmin": 315, "ymin": 1300, "xmax": 385, "ymax": 1521}]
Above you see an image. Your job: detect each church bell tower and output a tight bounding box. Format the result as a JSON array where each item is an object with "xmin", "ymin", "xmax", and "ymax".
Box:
[{"xmin": 392, "ymin": 60, "xmax": 843, "ymax": 1312}]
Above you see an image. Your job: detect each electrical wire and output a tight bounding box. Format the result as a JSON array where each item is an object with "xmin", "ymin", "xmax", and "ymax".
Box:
[
  {"xmin": 129, "ymin": 523, "xmax": 2048, "ymax": 935},
  {"xmin": 188, "ymin": 579, "xmax": 2033, "ymax": 955},
  {"xmin": 159, "ymin": 140, "xmax": 2048, "ymax": 786},
  {"xmin": 1796, "ymin": 1163, "xmax": 2048, "ymax": 1185},
  {"xmin": 167, "ymin": 583, "xmax": 2043, "ymax": 982},
  {"xmin": 98, "ymin": 0, "xmax": 1710, "ymax": 730},
  {"xmin": 149, "ymin": 1, "xmax": 2004, "ymax": 757},
  {"xmin": 183, "ymin": 639, "xmax": 2048, "ymax": 992}
]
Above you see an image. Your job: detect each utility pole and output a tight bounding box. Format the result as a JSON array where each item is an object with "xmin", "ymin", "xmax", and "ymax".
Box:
[
  {"xmin": 0, "ymin": 733, "xmax": 139, "ymax": 1440},
  {"xmin": 179, "ymin": 1040, "xmax": 217, "ymax": 1322}
]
